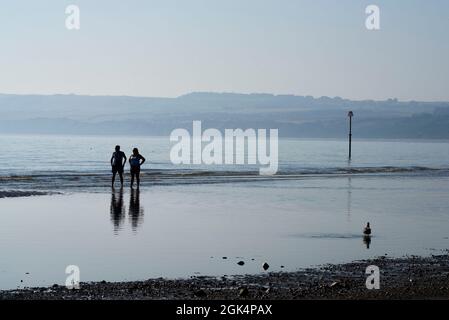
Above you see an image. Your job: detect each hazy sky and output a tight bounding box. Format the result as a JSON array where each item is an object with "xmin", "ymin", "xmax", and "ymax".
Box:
[{"xmin": 0, "ymin": 0, "xmax": 448, "ymax": 101}]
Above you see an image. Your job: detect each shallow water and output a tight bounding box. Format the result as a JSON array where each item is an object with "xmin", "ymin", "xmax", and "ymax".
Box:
[
  {"xmin": 1, "ymin": 135, "xmax": 449, "ymax": 290},
  {"xmin": 1, "ymin": 134, "xmax": 449, "ymax": 178},
  {"xmin": 1, "ymin": 175, "xmax": 449, "ymax": 290}
]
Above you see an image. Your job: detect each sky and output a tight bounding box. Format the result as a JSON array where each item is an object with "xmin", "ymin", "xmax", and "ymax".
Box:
[{"xmin": 0, "ymin": 0, "xmax": 448, "ymax": 101}]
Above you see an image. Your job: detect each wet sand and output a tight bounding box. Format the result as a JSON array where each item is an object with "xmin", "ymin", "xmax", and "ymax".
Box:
[{"xmin": 2, "ymin": 254, "xmax": 449, "ymax": 300}]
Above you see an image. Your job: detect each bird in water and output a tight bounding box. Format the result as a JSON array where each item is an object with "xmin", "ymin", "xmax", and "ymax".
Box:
[{"xmin": 363, "ymin": 222, "xmax": 372, "ymax": 236}]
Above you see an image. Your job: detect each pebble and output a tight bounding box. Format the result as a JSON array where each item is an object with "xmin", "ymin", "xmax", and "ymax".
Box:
[
  {"xmin": 239, "ymin": 287, "xmax": 249, "ymax": 297},
  {"xmin": 194, "ymin": 289, "xmax": 207, "ymax": 298},
  {"xmin": 330, "ymin": 281, "xmax": 340, "ymax": 288}
]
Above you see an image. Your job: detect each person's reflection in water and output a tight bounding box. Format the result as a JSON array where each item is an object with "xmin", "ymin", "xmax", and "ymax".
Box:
[
  {"xmin": 110, "ymin": 188, "xmax": 125, "ymax": 234},
  {"xmin": 129, "ymin": 188, "xmax": 144, "ymax": 232},
  {"xmin": 363, "ymin": 235, "xmax": 372, "ymax": 249}
]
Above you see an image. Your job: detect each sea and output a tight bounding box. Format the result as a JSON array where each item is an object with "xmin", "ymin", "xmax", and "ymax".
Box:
[{"xmin": 0, "ymin": 134, "xmax": 449, "ymax": 289}]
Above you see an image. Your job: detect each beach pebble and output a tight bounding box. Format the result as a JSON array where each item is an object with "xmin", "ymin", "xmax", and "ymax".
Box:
[
  {"xmin": 263, "ymin": 263, "xmax": 270, "ymax": 271},
  {"xmin": 237, "ymin": 261, "xmax": 245, "ymax": 266},
  {"xmin": 239, "ymin": 287, "xmax": 249, "ymax": 297},
  {"xmin": 222, "ymin": 257, "xmax": 227, "ymax": 259},
  {"xmin": 194, "ymin": 289, "xmax": 207, "ymax": 298},
  {"xmin": 330, "ymin": 281, "xmax": 341, "ymax": 288}
]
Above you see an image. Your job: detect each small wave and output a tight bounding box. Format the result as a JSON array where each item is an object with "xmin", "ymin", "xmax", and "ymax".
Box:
[
  {"xmin": 0, "ymin": 190, "xmax": 55, "ymax": 198},
  {"xmin": 0, "ymin": 166, "xmax": 446, "ymax": 193},
  {"xmin": 282, "ymin": 166, "xmax": 443, "ymax": 175},
  {"xmin": 0, "ymin": 165, "xmax": 444, "ymax": 179}
]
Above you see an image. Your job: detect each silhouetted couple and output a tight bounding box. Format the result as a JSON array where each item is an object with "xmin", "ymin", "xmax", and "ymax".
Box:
[{"xmin": 111, "ymin": 145, "xmax": 146, "ymax": 188}]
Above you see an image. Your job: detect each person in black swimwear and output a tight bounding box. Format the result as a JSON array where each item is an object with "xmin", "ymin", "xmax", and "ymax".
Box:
[
  {"xmin": 129, "ymin": 147, "xmax": 146, "ymax": 189},
  {"xmin": 111, "ymin": 145, "xmax": 127, "ymax": 188}
]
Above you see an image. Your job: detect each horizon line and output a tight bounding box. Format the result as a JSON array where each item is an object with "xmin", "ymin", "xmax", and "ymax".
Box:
[{"xmin": 0, "ymin": 91, "xmax": 448, "ymax": 104}]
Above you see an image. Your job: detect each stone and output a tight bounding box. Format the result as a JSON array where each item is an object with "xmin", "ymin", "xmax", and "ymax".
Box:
[
  {"xmin": 239, "ymin": 287, "xmax": 249, "ymax": 297},
  {"xmin": 194, "ymin": 289, "xmax": 207, "ymax": 298}
]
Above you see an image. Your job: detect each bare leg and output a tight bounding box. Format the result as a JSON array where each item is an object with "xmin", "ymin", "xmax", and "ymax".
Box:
[
  {"xmin": 130, "ymin": 173, "xmax": 135, "ymax": 189},
  {"xmin": 136, "ymin": 173, "xmax": 140, "ymax": 189},
  {"xmin": 119, "ymin": 172, "xmax": 124, "ymax": 187},
  {"xmin": 112, "ymin": 172, "xmax": 116, "ymax": 187}
]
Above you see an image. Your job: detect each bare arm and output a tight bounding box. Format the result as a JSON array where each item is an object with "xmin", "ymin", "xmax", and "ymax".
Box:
[
  {"xmin": 122, "ymin": 154, "xmax": 127, "ymax": 168},
  {"xmin": 140, "ymin": 156, "xmax": 146, "ymax": 166}
]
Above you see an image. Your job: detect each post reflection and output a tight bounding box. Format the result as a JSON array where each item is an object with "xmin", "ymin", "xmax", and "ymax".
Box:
[{"xmin": 347, "ymin": 176, "xmax": 352, "ymax": 222}]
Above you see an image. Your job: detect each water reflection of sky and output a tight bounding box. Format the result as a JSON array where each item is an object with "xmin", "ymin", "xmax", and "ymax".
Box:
[{"xmin": 1, "ymin": 176, "xmax": 449, "ymax": 290}]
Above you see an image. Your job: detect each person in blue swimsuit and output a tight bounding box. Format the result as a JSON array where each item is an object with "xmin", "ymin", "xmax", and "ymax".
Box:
[{"xmin": 129, "ymin": 148, "xmax": 146, "ymax": 189}]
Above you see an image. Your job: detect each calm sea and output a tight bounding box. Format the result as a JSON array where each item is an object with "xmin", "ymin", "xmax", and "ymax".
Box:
[{"xmin": 0, "ymin": 134, "xmax": 449, "ymax": 289}]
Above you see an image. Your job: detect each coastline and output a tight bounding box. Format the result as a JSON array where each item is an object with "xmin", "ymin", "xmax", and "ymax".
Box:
[{"xmin": 2, "ymin": 254, "xmax": 449, "ymax": 300}]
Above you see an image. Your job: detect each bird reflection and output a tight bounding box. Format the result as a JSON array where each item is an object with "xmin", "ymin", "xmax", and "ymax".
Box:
[
  {"xmin": 363, "ymin": 235, "xmax": 372, "ymax": 249},
  {"xmin": 128, "ymin": 188, "xmax": 144, "ymax": 232},
  {"xmin": 110, "ymin": 188, "xmax": 125, "ymax": 234}
]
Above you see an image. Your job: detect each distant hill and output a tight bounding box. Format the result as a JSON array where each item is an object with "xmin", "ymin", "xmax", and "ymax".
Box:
[{"xmin": 1, "ymin": 92, "xmax": 449, "ymax": 138}]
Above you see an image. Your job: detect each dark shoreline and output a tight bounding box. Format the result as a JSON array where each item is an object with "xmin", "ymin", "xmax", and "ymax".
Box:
[{"xmin": 2, "ymin": 254, "xmax": 449, "ymax": 300}]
